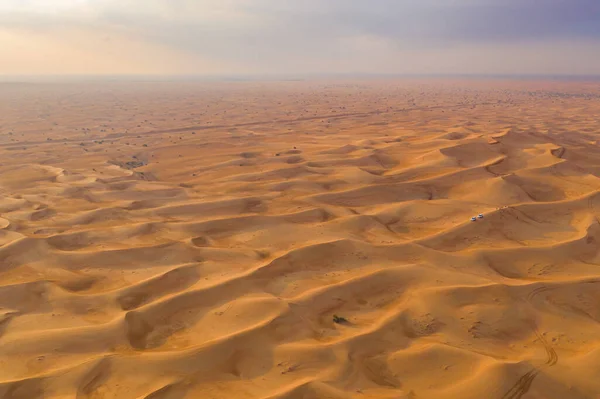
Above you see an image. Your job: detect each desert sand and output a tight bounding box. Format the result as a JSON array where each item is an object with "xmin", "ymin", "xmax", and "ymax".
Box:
[{"xmin": 1, "ymin": 78, "xmax": 600, "ymax": 398}]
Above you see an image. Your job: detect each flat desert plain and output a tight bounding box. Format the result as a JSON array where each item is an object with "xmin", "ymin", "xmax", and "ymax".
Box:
[{"xmin": 1, "ymin": 79, "xmax": 600, "ymax": 399}]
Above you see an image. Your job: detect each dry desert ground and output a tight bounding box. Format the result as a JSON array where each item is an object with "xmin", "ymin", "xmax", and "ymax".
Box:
[{"xmin": 1, "ymin": 79, "xmax": 600, "ymax": 398}]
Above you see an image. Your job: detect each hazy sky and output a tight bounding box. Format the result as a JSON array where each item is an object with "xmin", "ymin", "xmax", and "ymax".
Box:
[{"xmin": 1, "ymin": 0, "xmax": 599, "ymax": 76}]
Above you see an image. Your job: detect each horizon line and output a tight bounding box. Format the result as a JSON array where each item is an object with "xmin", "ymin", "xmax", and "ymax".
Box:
[{"xmin": 2, "ymin": 72, "xmax": 600, "ymax": 84}]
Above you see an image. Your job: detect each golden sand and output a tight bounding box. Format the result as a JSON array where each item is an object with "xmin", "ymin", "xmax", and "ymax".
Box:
[{"xmin": 1, "ymin": 79, "xmax": 600, "ymax": 398}]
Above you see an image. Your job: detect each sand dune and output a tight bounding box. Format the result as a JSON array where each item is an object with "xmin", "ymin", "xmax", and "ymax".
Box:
[{"xmin": 1, "ymin": 79, "xmax": 600, "ymax": 398}]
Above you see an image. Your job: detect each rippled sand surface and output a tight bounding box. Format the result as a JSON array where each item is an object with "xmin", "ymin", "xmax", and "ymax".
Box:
[{"xmin": 1, "ymin": 79, "xmax": 600, "ymax": 398}]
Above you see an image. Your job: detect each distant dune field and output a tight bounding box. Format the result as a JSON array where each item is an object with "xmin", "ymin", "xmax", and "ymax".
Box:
[{"xmin": 1, "ymin": 79, "xmax": 600, "ymax": 398}]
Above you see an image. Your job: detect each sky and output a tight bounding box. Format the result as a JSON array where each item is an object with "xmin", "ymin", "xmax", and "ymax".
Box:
[{"xmin": 1, "ymin": 0, "xmax": 599, "ymax": 76}]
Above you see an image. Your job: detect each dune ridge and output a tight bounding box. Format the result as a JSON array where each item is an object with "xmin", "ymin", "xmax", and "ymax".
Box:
[{"xmin": 1, "ymin": 79, "xmax": 600, "ymax": 398}]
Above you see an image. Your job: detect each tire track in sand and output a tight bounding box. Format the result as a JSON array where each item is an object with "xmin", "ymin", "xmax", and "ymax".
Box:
[{"xmin": 500, "ymin": 287, "xmax": 558, "ymax": 399}]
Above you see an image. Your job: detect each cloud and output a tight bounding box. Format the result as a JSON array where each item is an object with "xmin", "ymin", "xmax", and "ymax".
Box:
[
  {"xmin": 90, "ymin": 0, "xmax": 600, "ymax": 46},
  {"xmin": 1, "ymin": 0, "xmax": 599, "ymax": 75}
]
